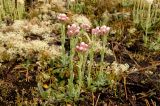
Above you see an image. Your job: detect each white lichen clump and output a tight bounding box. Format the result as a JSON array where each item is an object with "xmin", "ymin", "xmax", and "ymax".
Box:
[
  {"xmin": 72, "ymin": 15, "xmax": 92, "ymax": 27},
  {"xmin": 145, "ymin": 0, "xmax": 153, "ymax": 4},
  {"xmin": 0, "ymin": 20, "xmax": 61, "ymax": 62},
  {"xmin": 51, "ymin": 0, "xmax": 66, "ymax": 12},
  {"xmin": 12, "ymin": 20, "xmax": 28, "ymax": 30},
  {"xmin": 111, "ymin": 61, "xmax": 130, "ymax": 75},
  {"xmin": 17, "ymin": 0, "xmax": 25, "ymax": 4},
  {"xmin": 93, "ymin": 41, "xmax": 114, "ymax": 56}
]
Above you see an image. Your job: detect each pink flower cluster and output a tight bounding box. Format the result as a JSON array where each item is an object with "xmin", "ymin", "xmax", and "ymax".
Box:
[
  {"xmin": 76, "ymin": 42, "xmax": 89, "ymax": 52},
  {"xmin": 91, "ymin": 26, "xmax": 100, "ymax": 35},
  {"xmin": 91, "ymin": 25, "xmax": 110, "ymax": 35},
  {"xmin": 80, "ymin": 23, "xmax": 91, "ymax": 32},
  {"xmin": 67, "ymin": 24, "xmax": 80, "ymax": 37},
  {"xmin": 57, "ymin": 13, "xmax": 69, "ymax": 21}
]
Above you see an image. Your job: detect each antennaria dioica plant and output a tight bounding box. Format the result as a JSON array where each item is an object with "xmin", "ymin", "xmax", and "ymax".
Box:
[
  {"xmin": 37, "ymin": 11, "xmax": 115, "ymax": 102},
  {"xmin": 133, "ymin": 0, "xmax": 160, "ymax": 46},
  {"xmin": 0, "ymin": 0, "xmax": 25, "ymax": 21},
  {"xmin": 121, "ymin": 0, "xmax": 133, "ymax": 7},
  {"xmin": 67, "ymin": 0, "xmax": 85, "ymax": 14}
]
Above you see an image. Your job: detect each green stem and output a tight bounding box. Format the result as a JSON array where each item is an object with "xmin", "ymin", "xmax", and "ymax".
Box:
[
  {"xmin": 87, "ymin": 34, "xmax": 95, "ymax": 87},
  {"xmin": 66, "ymin": 0, "xmax": 70, "ymax": 9},
  {"xmin": 87, "ymin": 46, "xmax": 94, "ymax": 87},
  {"xmin": 100, "ymin": 35, "xmax": 107, "ymax": 63},
  {"xmin": 100, "ymin": 34, "xmax": 107, "ymax": 73},
  {"xmin": 61, "ymin": 24, "xmax": 66, "ymax": 65},
  {"xmin": 144, "ymin": 4, "xmax": 151, "ymax": 45},
  {"xmin": 68, "ymin": 37, "xmax": 78, "ymax": 97},
  {"xmin": 82, "ymin": 52, "xmax": 88, "ymax": 76},
  {"xmin": 152, "ymin": 5, "xmax": 158, "ymax": 25},
  {"xmin": 78, "ymin": 53, "xmax": 84, "ymax": 88}
]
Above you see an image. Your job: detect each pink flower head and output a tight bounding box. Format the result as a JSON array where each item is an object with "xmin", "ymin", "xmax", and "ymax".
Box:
[
  {"xmin": 76, "ymin": 42, "xmax": 89, "ymax": 52},
  {"xmin": 57, "ymin": 13, "xmax": 69, "ymax": 21},
  {"xmin": 67, "ymin": 24, "xmax": 80, "ymax": 37},
  {"xmin": 80, "ymin": 23, "xmax": 91, "ymax": 32},
  {"xmin": 91, "ymin": 26, "xmax": 100, "ymax": 35},
  {"xmin": 99, "ymin": 25, "xmax": 110, "ymax": 35}
]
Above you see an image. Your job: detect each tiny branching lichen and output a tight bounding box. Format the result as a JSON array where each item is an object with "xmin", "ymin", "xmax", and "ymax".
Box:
[{"xmin": 0, "ymin": 19, "xmax": 61, "ymax": 62}]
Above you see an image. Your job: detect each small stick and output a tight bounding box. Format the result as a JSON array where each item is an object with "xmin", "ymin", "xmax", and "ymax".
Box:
[
  {"xmin": 124, "ymin": 76, "xmax": 128, "ymax": 100},
  {"xmin": 95, "ymin": 93, "xmax": 101, "ymax": 106}
]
